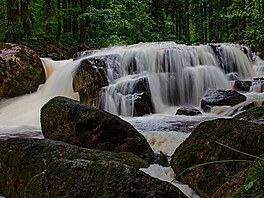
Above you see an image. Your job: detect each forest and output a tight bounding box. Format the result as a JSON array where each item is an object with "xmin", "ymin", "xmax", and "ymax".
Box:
[{"xmin": 0, "ymin": 0, "xmax": 263, "ymax": 49}]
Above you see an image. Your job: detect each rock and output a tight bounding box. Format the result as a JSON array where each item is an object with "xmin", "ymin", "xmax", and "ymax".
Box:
[
  {"xmin": 0, "ymin": 138, "xmax": 187, "ymax": 198},
  {"xmin": 234, "ymin": 106, "xmax": 264, "ymax": 125},
  {"xmin": 73, "ymin": 58, "xmax": 108, "ymax": 106},
  {"xmin": 250, "ymin": 80, "xmax": 264, "ymax": 92},
  {"xmin": 0, "ymin": 43, "xmax": 45, "ymax": 100},
  {"xmin": 170, "ymin": 118, "xmax": 264, "ymax": 198},
  {"xmin": 201, "ymin": 89, "xmax": 247, "ymax": 112},
  {"xmin": 230, "ymin": 161, "xmax": 264, "ymax": 198},
  {"xmin": 176, "ymin": 106, "xmax": 202, "ymax": 116},
  {"xmin": 132, "ymin": 77, "xmax": 154, "ymax": 116},
  {"xmin": 233, "ymin": 80, "xmax": 252, "ymax": 92},
  {"xmin": 41, "ymin": 96, "xmax": 156, "ymax": 163},
  {"xmin": 211, "ymin": 170, "xmax": 247, "ymax": 198},
  {"xmin": 259, "ymin": 51, "xmax": 264, "ymax": 60},
  {"xmin": 226, "ymin": 72, "xmax": 239, "ymax": 81}
]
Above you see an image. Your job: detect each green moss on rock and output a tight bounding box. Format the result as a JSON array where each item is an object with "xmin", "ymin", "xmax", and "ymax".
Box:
[
  {"xmin": 171, "ymin": 118, "xmax": 264, "ymax": 198},
  {"xmin": 234, "ymin": 106, "xmax": 264, "ymax": 125},
  {"xmin": 0, "ymin": 138, "xmax": 187, "ymax": 198}
]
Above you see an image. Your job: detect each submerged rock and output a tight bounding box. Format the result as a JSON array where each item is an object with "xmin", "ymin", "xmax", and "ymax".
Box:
[
  {"xmin": 41, "ymin": 96, "xmax": 156, "ymax": 163},
  {"xmin": 0, "ymin": 138, "xmax": 187, "ymax": 198},
  {"xmin": 201, "ymin": 89, "xmax": 247, "ymax": 112},
  {"xmin": 171, "ymin": 118, "xmax": 264, "ymax": 198},
  {"xmin": 176, "ymin": 106, "xmax": 202, "ymax": 116},
  {"xmin": 0, "ymin": 43, "xmax": 45, "ymax": 100}
]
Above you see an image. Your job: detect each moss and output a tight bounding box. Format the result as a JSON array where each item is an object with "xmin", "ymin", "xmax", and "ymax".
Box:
[
  {"xmin": 0, "ymin": 43, "xmax": 11, "ymax": 49},
  {"xmin": 171, "ymin": 118, "xmax": 264, "ymax": 198},
  {"xmin": 231, "ymin": 161, "xmax": 264, "ymax": 198},
  {"xmin": 234, "ymin": 106, "xmax": 264, "ymax": 123},
  {"xmin": 20, "ymin": 54, "xmax": 29, "ymax": 62}
]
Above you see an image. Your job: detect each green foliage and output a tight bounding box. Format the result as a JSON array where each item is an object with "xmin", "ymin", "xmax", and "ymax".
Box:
[
  {"xmin": 0, "ymin": 0, "xmax": 263, "ymax": 48},
  {"xmin": 231, "ymin": 162, "xmax": 264, "ymax": 198}
]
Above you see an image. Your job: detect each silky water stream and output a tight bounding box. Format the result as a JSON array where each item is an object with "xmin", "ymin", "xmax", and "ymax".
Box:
[{"xmin": 1, "ymin": 42, "xmax": 264, "ymax": 197}]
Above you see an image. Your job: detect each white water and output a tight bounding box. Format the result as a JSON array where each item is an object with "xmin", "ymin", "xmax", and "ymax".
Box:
[
  {"xmin": 0, "ymin": 42, "xmax": 262, "ymax": 197},
  {"xmin": 0, "ymin": 58, "xmax": 79, "ymax": 138}
]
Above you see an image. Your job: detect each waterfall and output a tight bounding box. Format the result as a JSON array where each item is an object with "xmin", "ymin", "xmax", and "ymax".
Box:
[
  {"xmin": 94, "ymin": 42, "xmax": 253, "ymax": 116},
  {"xmin": 0, "ymin": 42, "xmax": 255, "ymax": 126},
  {"xmin": 0, "ymin": 58, "xmax": 80, "ymax": 137}
]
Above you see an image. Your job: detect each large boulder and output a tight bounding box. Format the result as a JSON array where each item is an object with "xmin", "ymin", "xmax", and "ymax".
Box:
[
  {"xmin": 73, "ymin": 58, "xmax": 108, "ymax": 106},
  {"xmin": 171, "ymin": 118, "xmax": 264, "ymax": 198},
  {"xmin": 0, "ymin": 138, "xmax": 187, "ymax": 198},
  {"xmin": 234, "ymin": 106, "xmax": 264, "ymax": 125},
  {"xmin": 41, "ymin": 96, "xmax": 156, "ymax": 163},
  {"xmin": 0, "ymin": 43, "xmax": 45, "ymax": 100},
  {"xmin": 201, "ymin": 89, "xmax": 247, "ymax": 112}
]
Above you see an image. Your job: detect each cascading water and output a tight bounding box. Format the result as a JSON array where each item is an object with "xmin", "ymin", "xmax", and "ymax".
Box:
[
  {"xmin": 0, "ymin": 58, "xmax": 79, "ymax": 138},
  {"xmin": 95, "ymin": 42, "xmax": 254, "ymax": 116}
]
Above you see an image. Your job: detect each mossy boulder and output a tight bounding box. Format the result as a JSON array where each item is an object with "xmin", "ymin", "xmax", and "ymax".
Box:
[
  {"xmin": 234, "ymin": 106, "xmax": 264, "ymax": 125},
  {"xmin": 0, "ymin": 138, "xmax": 187, "ymax": 198},
  {"xmin": 41, "ymin": 96, "xmax": 156, "ymax": 163},
  {"xmin": 0, "ymin": 43, "xmax": 45, "ymax": 100},
  {"xmin": 171, "ymin": 118, "xmax": 264, "ymax": 198}
]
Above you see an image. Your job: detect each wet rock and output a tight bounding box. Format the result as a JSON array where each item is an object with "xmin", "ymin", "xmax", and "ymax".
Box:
[
  {"xmin": 233, "ymin": 80, "xmax": 252, "ymax": 92},
  {"xmin": 0, "ymin": 138, "xmax": 187, "ymax": 198},
  {"xmin": 230, "ymin": 161, "xmax": 264, "ymax": 197},
  {"xmin": 0, "ymin": 43, "xmax": 45, "ymax": 100},
  {"xmin": 201, "ymin": 89, "xmax": 247, "ymax": 112},
  {"xmin": 171, "ymin": 118, "xmax": 264, "ymax": 198},
  {"xmin": 259, "ymin": 51, "xmax": 264, "ymax": 60},
  {"xmin": 73, "ymin": 58, "xmax": 108, "ymax": 106},
  {"xmin": 226, "ymin": 72, "xmax": 239, "ymax": 81},
  {"xmin": 176, "ymin": 106, "xmax": 202, "ymax": 116},
  {"xmin": 234, "ymin": 106, "xmax": 264, "ymax": 125},
  {"xmin": 41, "ymin": 96, "xmax": 156, "ymax": 163},
  {"xmin": 211, "ymin": 170, "xmax": 247, "ymax": 198},
  {"xmin": 250, "ymin": 80, "xmax": 264, "ymax": 92},
  {"xmin": 133, "ymin": 77, "xmax": 154, "ymax": 116}
]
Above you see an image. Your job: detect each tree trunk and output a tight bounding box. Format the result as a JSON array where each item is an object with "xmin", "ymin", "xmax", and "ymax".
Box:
[
  {"xmin": 45, "ymin": 0, "xmax": 52, "ymax": 37},
  {"xmin": 20, "ymin": 0, "xmax": 31, "ymax": 37},
  {"xmin": 184, "ymin": 0, "xmax": 190, "ymax": 42},
  {"xmin": 71, "ymin": 0, "xmax": 78, "ymax": 40},
  {"xmin": 5, "ymin": 0, "xmax": 21, "ymax": 42},
  {"xmin": 79, "ymin": 0, "xmax": 87, "ymax": 43},
  {"xmin": 56, "ymin": 0, "xmax": 61, "ymax": 43}
]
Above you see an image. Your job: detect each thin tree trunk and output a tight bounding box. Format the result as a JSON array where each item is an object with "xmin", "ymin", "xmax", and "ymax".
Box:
[
  {"xmin": 71, "ymin": 0, "xmax": 78, "ymax": 40},
  {"xmin": 5, "ymin": 0, "xmax": 21, "ymax": 42},
  {"xmin": 20, "ymin": 0, "xmax": 31, "ymax": 37},
  {"xmin": 56, "ymin": 0, "xmax": 61, "ymax": 43},
  {"xmin": 79, "ymin": 0, "xmax": 87, "ymax": 43}
]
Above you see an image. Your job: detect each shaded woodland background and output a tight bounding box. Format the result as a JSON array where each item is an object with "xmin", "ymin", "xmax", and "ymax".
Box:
[{"xmin": 0, "ymin": 0, "xmax": 263, "ymax": 49}]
